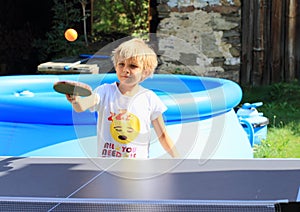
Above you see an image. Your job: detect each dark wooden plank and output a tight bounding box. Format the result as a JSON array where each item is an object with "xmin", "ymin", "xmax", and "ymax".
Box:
[
  {"xmin": 240, "ymin": 0, "xmax": 254, "ymax": 85},
  {"xmin": 241, "ymin": 0, "xmax": 299, "ymax": 85},
  {"xmin": 270, "ymin": 0, "xmax": 284, "ymax": 83},
  {"xmin": 296, "ymin": 1, "xmax": 300, "ymax": 80},
  {"xmin": 284, "ymin": 0, "xmax": 297, "ymax": 81},
  {"xmin": 252, "ymin": 0, "xmax": 267, "ymax": 86}
]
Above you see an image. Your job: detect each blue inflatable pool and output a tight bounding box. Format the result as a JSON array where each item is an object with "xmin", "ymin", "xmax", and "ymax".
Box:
[{"xmin": 0, "ymin": 74, "xmax": 252, "ymax": 158}]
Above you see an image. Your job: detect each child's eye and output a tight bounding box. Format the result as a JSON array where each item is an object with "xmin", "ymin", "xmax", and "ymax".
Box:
[
  {"xmin": 130, "ymin": 64, "xmax": 138, "ymax": 69},
  {"xmin": 118, "ymin": 63, "xmax": 125, "ymax": 67}
]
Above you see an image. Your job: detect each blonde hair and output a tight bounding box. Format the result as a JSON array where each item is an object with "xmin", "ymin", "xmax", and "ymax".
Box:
[{"xmin": 112, "ymin": 38, "xmax": 158, "ymax": 79}]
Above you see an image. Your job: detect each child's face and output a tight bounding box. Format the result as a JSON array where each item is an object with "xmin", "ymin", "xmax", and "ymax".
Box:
[{"xmin": 115, "ymin": 57, "xmax": 145, "ymax": 86}]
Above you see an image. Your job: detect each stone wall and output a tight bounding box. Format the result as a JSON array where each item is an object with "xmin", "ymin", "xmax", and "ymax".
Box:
[{"xmin": 155, "ymin": 0, "xmax": 241, "ymax": 82}]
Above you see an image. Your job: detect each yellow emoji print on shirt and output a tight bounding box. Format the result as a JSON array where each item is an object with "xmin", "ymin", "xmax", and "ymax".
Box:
[{"xmin": 108, "ymin": 110, "xmax": 140, "ymax": 144}]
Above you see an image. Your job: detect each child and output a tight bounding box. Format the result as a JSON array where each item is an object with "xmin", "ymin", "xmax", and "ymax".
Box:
[{"xmin": 66, "ymin": 38, "xmax": 179, "ymax": 159}]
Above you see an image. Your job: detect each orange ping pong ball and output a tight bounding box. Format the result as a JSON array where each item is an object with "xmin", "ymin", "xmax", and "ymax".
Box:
[{"xmin": 64, "ymin": 28, "xmax": 78, "ymax": 42}]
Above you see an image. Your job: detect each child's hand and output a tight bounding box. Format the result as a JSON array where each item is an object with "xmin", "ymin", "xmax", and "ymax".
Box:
[
  {"xmin": 65, "ymin": 93, "xmax": 98, "ymax": 112},
  {"xmin": 65, "ymin": 94, "xmax": 77, "ymax": 103}
]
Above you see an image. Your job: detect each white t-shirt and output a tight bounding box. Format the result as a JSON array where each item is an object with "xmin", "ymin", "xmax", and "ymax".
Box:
[{"xmin": 91, "ymin": 82, "xmax": 167, "ymax": 159}]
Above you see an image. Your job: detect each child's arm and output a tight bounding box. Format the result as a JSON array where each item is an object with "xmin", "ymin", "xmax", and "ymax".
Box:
[
  {"xmin": 66, "ymin": 93, "xmax": 99, "ymax": 112},
  {"xmin": 152, "ymin": 115, "xmax": 180, "ymax": 158}
]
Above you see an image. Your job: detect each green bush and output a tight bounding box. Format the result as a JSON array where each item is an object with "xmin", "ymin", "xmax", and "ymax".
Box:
[
  {"xmin": 33, "ymin": 0, "xmax": 149, "ymax": 62},
  {"xmin": 92, "ymin": 0, "xmax": 148, "ymax": 39},
  {"xmin": 33, "ymin": 0, "xmax": 85, "ymax": 62}
]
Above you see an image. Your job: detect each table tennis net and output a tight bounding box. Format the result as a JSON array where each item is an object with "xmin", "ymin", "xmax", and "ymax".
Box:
[{"xmin": 0, "ymin": 197, "xmax": 279, "ymax": 212}]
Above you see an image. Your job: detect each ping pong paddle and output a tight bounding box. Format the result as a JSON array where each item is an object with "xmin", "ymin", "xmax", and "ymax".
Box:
[{"xmin": 53, "ymin": 81, "xmax": 92, "ymax": 96}]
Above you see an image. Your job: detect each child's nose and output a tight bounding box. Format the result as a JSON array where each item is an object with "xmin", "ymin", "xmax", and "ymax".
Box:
[{"xmin": 123, "ymin": 66, "xmax": 130, "ymax": 74}]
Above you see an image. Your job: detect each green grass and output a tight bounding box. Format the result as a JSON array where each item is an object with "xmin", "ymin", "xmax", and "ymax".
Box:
[{"xmin": 240, "ymin": 80, "xmax": 300, "ymax": 158}]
